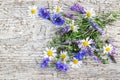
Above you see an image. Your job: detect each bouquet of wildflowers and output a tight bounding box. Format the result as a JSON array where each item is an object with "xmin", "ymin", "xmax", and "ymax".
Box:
[{"xmin": 27, "ymin": 3, "xmax": 119, "ymax": 72}]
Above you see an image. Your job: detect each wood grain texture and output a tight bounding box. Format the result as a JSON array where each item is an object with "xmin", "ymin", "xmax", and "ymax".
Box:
[{"xmin": 0, "ymin": 0, "xmax": 120, "ymax": 80}]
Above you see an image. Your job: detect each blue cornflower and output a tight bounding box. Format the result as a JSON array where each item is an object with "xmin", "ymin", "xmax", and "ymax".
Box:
[
  {"xmin": 56, "ymin": 61, "xmax": 69, "ymax": 72},
  {"xmin": 74, "ymin": 50, "xmax": 86, "ymax": 61},
  {"xmin": 70, "ymin": 3, "xmax": 86, "ymax": 14},
  {"xmin": 39, "ymin": 8, "xmax": 50, "ymax": 19},
  {"xmin": 52, "ymin": 14, "xmax": 65, "ymax": 26},
  {"xmin": 41, "ymin": 58, "xmax": 50, "ymax": 68}
]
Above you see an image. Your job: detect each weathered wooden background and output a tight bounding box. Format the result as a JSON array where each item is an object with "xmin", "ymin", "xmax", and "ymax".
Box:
[{"xmin": 0, "ymin": 0, "xmax": 120, "ymax": 80}]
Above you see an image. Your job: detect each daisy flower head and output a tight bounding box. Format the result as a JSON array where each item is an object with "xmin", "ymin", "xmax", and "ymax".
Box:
[
  {"xmin": 70, "ymin": 58, "xmax": 82, "ymax": 68},
  {"xmin": 85, "ymin": 8, "xmax": 95, "ymax": 18},
  {"xmin": 103, "ymin": 44, "xmax": 113, "ymax": 54},
  {"xmin": 54, "ymin": 6, "xmax": 63, "ymax": 13},
  {"xmin": 44, "ymin": 47, "xmax": 57, "ymax": 60},
  {"xmin": 28, "ymin": 5, "xmax": 38, "ymax": 18},
  {"xmin": 60, "ymin": 51, "xmax": 68, "ymax": 60},
  {"xmin": 80, "ymin": 37, "xmax": 93, "ymax": 48},
  {"xmin": 69, "ymin": 20, "xmax": 79, "ymax": 32}
]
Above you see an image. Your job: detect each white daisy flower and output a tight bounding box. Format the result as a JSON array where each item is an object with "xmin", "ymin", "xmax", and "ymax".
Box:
[
  {"xmin": 69, "ymin": 20, "xmax": 79, "ymax": 32},
  {"xmin": 80, "ymin": 37, "xmax": 93, "ymax": 47},
  {"xmin": 70, "ymin": 58, "xmax": 82, "ymax": 68},
  {"xmin": 103, "ymin": 44, "xmax": 113, "ymax": 54},
  {"xmin": 60, "ymin": 51, "xmax": 69, "ymax": 60},
  {"xmin": 44, "ymin": 47, "xmax": 57, "ymax": 60},
  {"xmin": 28, "ymin": 5, "xmax": 37, "ymax": 18},
  {"xmin": 54, "ymin": 6, "xmax": 63, "ymax": 13},
  {"xmin": 85, "ymin": 8, "xmax": 95, "ymax": 18}
]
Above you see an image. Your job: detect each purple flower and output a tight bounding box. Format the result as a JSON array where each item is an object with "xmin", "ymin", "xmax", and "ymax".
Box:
[
  {"xmin": 112, "ymin": 47, "xmax": 117, "ymax": 55},
  {"xmin": 60, "ymin": 26, "xmax": 70, "ymax": 36},
  {"xmin": 70, "ymin": 3, "xmax": 86, "ymax": 14},
  {"xmin": 89, "ymin": 20, "xmax": 105, "ymax": 35},
  {"xmin": 92, "ymin": 56, "xmax": 101, "ymax": 63},
  {"xmin": 64, "ymin": 13, "xmax": 74, "ymax": 19},
  {"xmin": 39, "ymin": 8, "xmax": 50, "ymax": 19},
  {"xmin": 41, "ymin": 58, "xmax": 50, "ymax": 68},
  {"xmin": 86, "ymin": 47, "xmax": 94, "ymax": 56},
  {"xmin": 74, "ymin": 50, "xmax": 86, "ymax": 61},
  {"xmin": 52, "ymin": 14, "xmax": 65, "ymax": 26},
  {"xmin": 56, "ymin": 61, "xmax": 69, "ymax": 72},
  {"xmin": 86, "ymin": 47, "xmax": 101, "ymax": 63}
]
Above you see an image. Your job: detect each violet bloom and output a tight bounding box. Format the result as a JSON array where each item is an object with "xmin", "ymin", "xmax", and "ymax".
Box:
[
  {"xmin": 92, "ymin": 56, "xmax": 101, "ymax": 63},
  {"xmin": 112, "ymin": 47, "xmax": 117, "ymax": 55},
  {"xmin": 41, "ymin": 58, "xmax": 50, "ymax": 68},
  {"xmin": 39, "ymin": 8, "xmax": 50, "ymax": 19},
  {"xmin": 64, "ymin": 13, "xmax": 74, "ymax": 19},
  {"xmin": 89, "ymin": 20, "xmax": 105, "ymax": 35},
  {"xmin": 56, "ymin": 61, "xmax": 69, "ymax": 72},
  {"xmin": 87, "ymin": 47, "xmax": 102, "ymax": 63},
  {"xmin": 60, "ymin": 26, "xmax": 70, "ymax": 36},
  {"xmin": 87, "ymin": 47, "xmax": 94, "ymax": 56},
  {"xmin": 70, "ymin": 3, "xmax": 86, "ymax": 14}
]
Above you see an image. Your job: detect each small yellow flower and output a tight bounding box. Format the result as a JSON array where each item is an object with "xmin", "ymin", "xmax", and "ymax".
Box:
[
  {"xmin": 47, "ymin": 50, "xmax": 53, "ymax": 57},
  {"xmin": 86, "ymin": 11, "xmax": 91, "ymax": 18},
  {"xmin": 70, "ymin": 20, "xmax": 78, "ymax": 32},
  {"xmin": 81, "ymin": 37, "xmax": 92, "ymax": 47},
  {"xmin": 73, "ymin": 59, "xmax": 79, "ymax": 64},
  {"xmin": 44, "ymin": 47, "xmax": 56, "ymax": 60},
  {"xmin": 54, "ymin": 6, "xmax": 63, "ymax": 13},
  {"xmin": 86, "ymin": 8, "xmax": 95, "ymax": 18},
  {"xmin": 103, "ymin": 44, "xmax": 113, "ymax": 54},
  {"xmin": 60, "ymin": 51, "xmax": 68, "ymax": 60},
  {"xmin": 31, "ymin": 9, "xmax": 36, "ymax": 14},
  {"xmin": 56, "ymin": 7, "xmax": 61, "ymax": 13},
  {"xmin": 61, "ymin": 54, "xmax": 66, "ymax": 59},
  {"xmin": 70, "ymin": 58, "xmax": 82, "ymax": 68},
  {"xmin": 28, "ymin": 5, "xmax": 37, "ymax": 18},
  {"xmin": 83, "ymin": 41, "xmax": 89, "ymax": 47}
]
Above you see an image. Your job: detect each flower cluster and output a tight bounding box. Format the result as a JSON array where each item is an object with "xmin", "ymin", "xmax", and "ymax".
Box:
[
  {"xmin": 28, "ymin": 5, "xmax": 65, "ymax": 26},
  {"xmin": 29, "ymin": 3, "xmax": 118, "ymax": 72}
]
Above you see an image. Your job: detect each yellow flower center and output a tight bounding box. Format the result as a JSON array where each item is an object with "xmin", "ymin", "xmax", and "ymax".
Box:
[
  {"xmin": 56, "ymin": 7, "xmax": 61, "ymax": 12},
  {"xmin": 31, "ymin": 9, "xmax": 36, "ymax": 14},
  {"xmin": 71, "ymin": 25, "xmax": 75, "ymax": 30},
  {"xmin": 47, "ymin": 50, "xmax": 53, "ymax": 57},
  {"xmin": 83, "ymin": 41, "xmax": 89, "ymax": 47},
  {"xmin": 106, "ymin": 47, "xmax": 111, "ymax": 52},
  {"xmin": 61, "ymin": 54, "xmax": 66, "ymax": 59},
  {"xmin": 73, "ymin": 59, "xmax": 78, "ymax": 64},
  {"xmin": 87, "ymin": 11, "xmax": 91, "ymax": 18}
]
